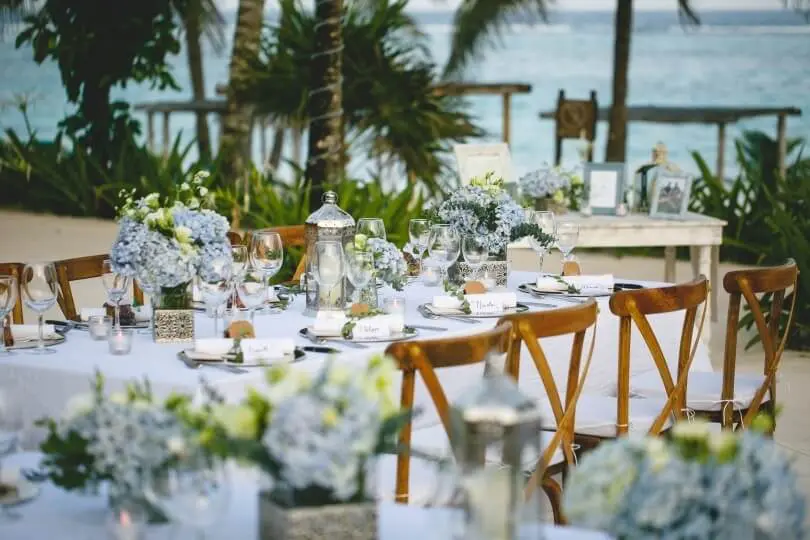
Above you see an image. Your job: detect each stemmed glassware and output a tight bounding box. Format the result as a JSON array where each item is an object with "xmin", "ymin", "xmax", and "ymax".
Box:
[
  {"xmin": 462, "ymin": 235, "xmax": 488, "ymax": 281},
  {"xmin": 345, "ymin": 250, "xmax": 374, "ymax": 304},
  {"xmin": 21, "ymin": 262, "xmax": 58, "ymax": 355},
  {"xmin": 198, "ymin": 258, "xmax": 233, "ymax": 337},
  {"xmin": 101, "ymin": 259, "xmax": 131, "ymax": 330},
  {"xmin": 357, "ymin": 218, "xmax": 386, "ymax": 241},
  {"xmin": 557, "ymin": 222, "xmax": 580, "ymax": 262},
  {"xmin": 313, "ymin": 241, "xmax": 345, "ymax": 311},
  {"xmin": 236, "ymin": 268, "xmax": 266, "ymax": 326},
  {"xmin": 427, "ymin": 225, "xmax": 460, "ymax": 281},
  {"xmin": 250, "ymin": 230, "xmax": 284, "ymax": 313},
  {"xmin": 0, "ymin": 276, "xmax": 18, "ymax": 357},
  {"xmin": 531, "ymin": 211, "xmax": 556, "ymax": 274},
  {"xmin": 229, "ymin": 245, "xmax": 249, "ymax": 315},
  {"xmin": 135, "ymin": 271, "xmax": 158, "ymax": 336},
  {"xmin": 408, "ymin": 219, "xmax": 431, "ymax": 275}
]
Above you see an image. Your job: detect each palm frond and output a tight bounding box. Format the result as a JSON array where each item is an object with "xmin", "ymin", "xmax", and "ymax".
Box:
[
  {"xmin": 444, "ymin": 0, "xmax": 549, "ymax": 78},
  {"xmin": 0, "ymin": 0, "xmax": 35, "ymax": 34}
]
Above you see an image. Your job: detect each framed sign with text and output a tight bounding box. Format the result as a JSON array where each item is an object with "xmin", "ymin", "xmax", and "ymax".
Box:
[{"xmin": 584, "ymin": 162, "xmax": 626, "ymax": 215}]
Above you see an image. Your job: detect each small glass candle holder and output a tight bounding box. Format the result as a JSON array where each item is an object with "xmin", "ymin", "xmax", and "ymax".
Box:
[
  {"xmin": 616, "ymin": 203, "xmax": 628, "ymax": 217},
  {"xmin": 108, "ymin": 328, "xmax": 133, "ymax": 356},
  {"xmin": 106, "ymin": 500, "xmax": 147, "ymax": 540},
  {"xmin": 383, "ymin": 295, "xmax": 406, "ymax": 333},
  {"xmin": 88, "ymin": 315, "xmax": 112, "ymax": 341},
  {"xmin": 421, "ymin": 259, "xmax": 442, "ymax": 287}
]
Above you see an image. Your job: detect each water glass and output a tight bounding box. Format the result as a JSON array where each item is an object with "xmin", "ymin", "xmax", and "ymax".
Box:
[
  {"xmin": 313, "ymin": 241, "xmax": 345, "ymax": 310},
  {"xmin": 102, "ymin": 259, "xmax": 131, "ymax": 329},
  {"xmin": 198, "ymin": 258, "xmax": 233, "ymax": 337},
  {"xmin": 345, "ymin": 250, "xmax": 374, "ymax": 304},
  {"xmin": 236, "ymin": 268, "xmax": 266, "ymax": 326},
  {"xmin": 531, "ymin": 211, "xmax": 556, "ymax": 273},
  {"xmin": 21, "ymin": 262, "xmax": 58, "ymax": 355},
  {"xmin": 134, "ymin": 275, "xmax": 157, "ymax": 336},
  {"xmin": 0, "ymin": 276, "xmax": 18, "ymax": 357},
  {"xmin": 427, "ymin": 225, "xmax": 460, "ymax": 281},
  {"xmin": 250, "ymin": 230, "xmax": 284, "ymax": 312},
  {"xmin": 462, "ymin": 235, "xmax": 488, "ymax": 281},
  {"xmin": 357, "ymin": 218, "xmax": 387, "ymax": 241},
  {"xmin": 557, "ymin": 222, "xmax": 580, "ymax": 261},
  {"xmin": 408, "ymin": 219, "xmax": 431, "ymax": 272}
]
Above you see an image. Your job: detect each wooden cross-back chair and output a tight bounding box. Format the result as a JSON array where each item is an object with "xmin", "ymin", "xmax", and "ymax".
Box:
[
  {"xmin": 240, "ymin": 226, "xmax": 307, "ymax": 283},
  {"xmin": 383, "ymin": 322, "xmax": 513, "ymax": 504},
  {"xmin": 0, "ymin": 262, "xmax": 24, "ymax": 323},
  {"xmin": 497, "ymin": 300, "xmax": 598, "ymax": 525},
  {"xmin": 54, "ymin": 255, "xmax": 144, "ymax": 322}
]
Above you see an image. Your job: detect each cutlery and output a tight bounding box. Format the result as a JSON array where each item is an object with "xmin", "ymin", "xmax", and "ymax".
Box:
[
  {"xmin": 418, "ymin": 304, "xmax": 480, "ymax": 324},
  {"xmin": 300, "ymin": 345, "xmax": 341, "ymax": 354},
  {"xmin": 46, "ymin": 320, "xmax": 76, "ymax": 334},
  {"xmin": 304, "ymin": 329, "xmax": 368, "ymax": 349},
  {"xmin": 177, "ymin": 352, "xmax": 248, "ymax": 374},
  {"xmin": 21, "ymin": 468, "xmax": 47, "ymax": 483},
  {"xmin": 407, "ymin": 324, "xmax": 449, "ymax": 331},
  {"xmin": 519, "ymin": 300, "xmax": 557, "ymax": 308}
]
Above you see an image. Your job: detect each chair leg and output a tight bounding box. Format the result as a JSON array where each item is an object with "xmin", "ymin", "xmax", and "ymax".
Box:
[{"xmin": 542, "ymin": 475, "xmax": 566, "ymax": 525}]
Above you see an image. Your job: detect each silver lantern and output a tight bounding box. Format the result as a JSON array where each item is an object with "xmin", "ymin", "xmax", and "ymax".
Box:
[
  {"xmin": 450, "ymin": 356, "xmax": 545, "ymax": 540},
  {"xmin": 303, "ymin": 191, "xmax": 356, "ymax": 316}
]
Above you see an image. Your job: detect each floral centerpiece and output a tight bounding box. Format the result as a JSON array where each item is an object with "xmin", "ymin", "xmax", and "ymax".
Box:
[
  {"xmin": 346, "ymin": 234, "xmax": 408, "ymax": 307},
  {"xmin": 519, "ymin": 165, "xmax": 585, "ymax": 212},
  {"xmin": 36, "ymin": 373, "xmax": 200, "ymax": 522},
  {"xmin": 563, "ymin": 419, "xmax": 806, "ymax": 539}
]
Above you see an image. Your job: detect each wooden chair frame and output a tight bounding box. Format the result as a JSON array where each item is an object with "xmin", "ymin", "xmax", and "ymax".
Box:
[
  {"xmin": 712, "ymin": 260, "xmax": 798, "ymax": 431},
  {"xmin": 384, "ymin": 322, "xmax": 513, "ymax": 504},
  {"xmin": 608, "ymin": 276, "xmax": 708, "ymax": 439},
  {"xmin": 54, "ymin": 255, "xmax": 143, "ymax": 321},
  {"xmin": 0, "ymin": 263, "xmax": 24, "ymax": 324}
]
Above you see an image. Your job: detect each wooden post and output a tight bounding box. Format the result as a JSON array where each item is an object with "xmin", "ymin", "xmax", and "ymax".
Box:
[
  {"xmin": 146, "ymin": 112, "xmax": 155, "ymax": 152},
  {"xmin": 502, "ymin": 92, "xmax": 512, "ymax": 146},
  {"xmin": 259, "ymin": 118, "xmax": 268, "ymax": 167},
  {"xmin": 162, "ymin": 111, "xmax": 170, "ymax": 156},
  {"xmin": 777, "ymin": 113, "xmax": 787, "ymax": 178},
  {"xmin": 716, "ymin": 122, "xmax": 726, "ymax": 181}
]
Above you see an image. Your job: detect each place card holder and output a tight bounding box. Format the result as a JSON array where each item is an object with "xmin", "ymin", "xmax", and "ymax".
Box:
[{"xmin": 153, "ymin": 309, "xmax": 194, "ymax": 344}]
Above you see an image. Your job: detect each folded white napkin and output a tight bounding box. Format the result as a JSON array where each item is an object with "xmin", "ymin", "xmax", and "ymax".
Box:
[
  {"xmin": 194, "ymin": 338, "xmax": 235, "ymax": 356},
  {"xmin": 534, "ymin": 276, "xmax": 569, "ymax": 292},
  {"xmin": 433, "ymin": 296, "xmax": 464, "ymax": 310},
  {"xmin": 312, "ymin": 311, "xmax": 348, "ymax": 337},
  {"xmin": 352, "ymin": 317, "xmax": 392, "ymax": 340},
  {"xmin": 433, "ymin": 292, "xmax": 516, "ymax": 315},
  {"xmin": 11, "ymin": 324, "xmax": 60, "ymax": 341},
  {"xmin": 241, "ymin": 338, "xmax": 295, "ymax": 363}
]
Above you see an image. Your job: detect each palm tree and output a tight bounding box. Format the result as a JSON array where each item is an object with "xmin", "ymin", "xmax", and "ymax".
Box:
[{"xmin": 0, "ymin": 0, "xmax": 33, "ymax": 35}]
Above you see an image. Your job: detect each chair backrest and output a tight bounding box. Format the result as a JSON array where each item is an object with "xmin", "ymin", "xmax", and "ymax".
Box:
[
  {"xmin": 54, "ymin": 255, "xmax": 143, "ymax": 321},
  {"xmin": 609, "ymin": 276, "xmax": 709, "ymax": 436},
  {"xmin": 554, "ymin": 89, "xmax": 597, "ymax": 166},
  {"xmin": 497, "ymin": 300, "xmax": 598, "ymax": 497},
  {"xmin": 0, "ymin": 262, "xmax": 24, "ymax": 323},
  {"xmin": 721, "ymin": 259, "xmax": 799, "ymax": 429},
  {"xmin": 226, "ymin": 231, "xmax": 244, "ymax": 245},
  {"xmin": 384, "ymin": 322, "xmax": 513, "ymax": 503}
]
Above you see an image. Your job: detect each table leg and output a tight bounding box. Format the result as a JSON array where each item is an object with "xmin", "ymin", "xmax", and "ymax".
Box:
[
  {"xmin": 696, "ymin": 245, "xmax": 712, "ymax": 346},
  {"xmin": 664, "ymin": 246, "xmax": 676, "ymax": 282},
  {"xmin": 689, "ymin": 246, "xmax": 699, "ymax": 278},
  {"xmin": 711, "ymin": 245, "xmax": 720, "ymax": 323}
]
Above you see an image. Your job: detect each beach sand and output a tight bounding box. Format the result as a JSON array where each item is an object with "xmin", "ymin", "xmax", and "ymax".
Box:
[{"xmin": 2, "ymin": 208, "xmax": 809, "ymax": 520}]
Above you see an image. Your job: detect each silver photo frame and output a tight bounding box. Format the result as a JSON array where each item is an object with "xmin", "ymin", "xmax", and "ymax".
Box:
[
  {"xmin": 584, "ymin": 162, "xmax": 626, "ymax": 216},
  {"xmin": 650, "ymin": 172, "xmax": 693, "ymax": 219}
]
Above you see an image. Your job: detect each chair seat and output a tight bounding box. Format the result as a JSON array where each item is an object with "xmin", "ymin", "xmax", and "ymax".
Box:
[
  {"xmin": 375, "ymin": 423, "xmax": 564, "ymax": 503},
  {"xmin": 540, "ymin": 394, "xmax": 672, "ymax": 438},
  {"xmin": 631, "ymin": 370, "xmax": 767, "ymax": 412}
]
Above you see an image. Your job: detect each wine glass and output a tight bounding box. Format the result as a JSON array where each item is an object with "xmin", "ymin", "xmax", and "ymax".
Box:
[
  {"xmin": 102, "ymin": 259, "xmax": 131, "ymax": 329},
  {"xmin": 135, "ymin": 271, "xmax": 158, "ymax": 336},
  {"xmin": 0, "ymin": 393, "xmax": 23, "ymax": 522},
  {"xmin": 557, "ymin": 222, "xmax": 580, "ymax": 262},
  {"xmin": 531, "ymin": 211, "xmax": 556, "ymax": 274},
  {"xmin": 345, "ymin": 250, "xmax": 374, "ymax": 304},
  {"xmin": 408, "ymin": 219, "xmax": 431, "ymax": 274},
  {"xmin": 0, "ymin": 276, "xmax": 18, "ymax": 357},
  {"xmin": 313, "ymin": 241, "xmax": 345, "ymax": 311},
  {"xmin": 21, "ymin": 262, "xmax": 58, "ymax": 355},
  {"xmin": 143, "ymin": 451, "xmax": 230, "ymax": 540},
  {"xmin": 198, "ymin": 258, "xmax": 233, "ymax": 337},
  {"xmin": 462, "ymin": 235, "xmax": 488, "ymax": 281},
  {"xmin": 250, "ymin": 230, "xmax": 284, "ymax": 313},
  {"xmin": 229, "ymin": 245, "xmax": 248, "ymax": 315},
  {"xmin": 427, "ymin": 225, "xmax": 460, "ymax": 281},
  {"xmin": 236, "ymin": 268, "xmax": 266, "ymax": 326},
  {"xmin": 357, "ymin": 218, "xmax": 387, "ymax": 241}
]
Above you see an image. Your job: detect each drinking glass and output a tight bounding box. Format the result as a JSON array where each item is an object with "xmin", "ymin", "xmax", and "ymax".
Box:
[
  {"xmin": 0, "ymin": 394, "xmax": 23, "ymax": 522},
  {"xmin": 531, "ymin": 211, "xmax": 556, "ymax": 273},
  {"xmin": 357, "ymin": 218, "xmax": 387, "ymax": 241},
  {"xmin": 462, "ymin": 235, "xmax": 488, "ymax": 281},
  {"xmin": 408, "ymin": 219, "xmax": 431, "ymax": 273},
  {"xmin": 21, "ymin": 262, "xmax": 58, "ymax": 355},
  {"xmin": 557, "ymin": 222, "xmax": 580, "ymax": 261},
  {"xmin": 198, "ymin": 258, "xmax": 233, "ymax": 337},
  {"xmin": 143, "ymin": 451, "xmax": 230, "ymax": 540},
  {"xmin": 0, "ymin": 276, "xmax": 18, "ymax": 357},
  {"xmin": 313, "ymin": 241, "xmax": 345, "ymax": 311},
  {"xmin": 229, "ymin": 245, "xmax": 249, "ymax": 315},
  {"xmin": 427, "ymin": 225, "xmax": 460, "ymax": 281},
  {"xmin": 250, "ymin": 230, "xmax": 284, "ymax": 313},
  {"xmin": 345, "ymin": 250, "xmax": 374, "ymax": 304},
  {"xmin": 135, "ymin": 272, "xmax": 157, "ymax": 336},
  {"xmin": 236, "ymin": 268, "xmax": 266, "ymax": 326},
  {"xmin": 102, "ymin": 259, "xmax": 131, "ymax": 330}
]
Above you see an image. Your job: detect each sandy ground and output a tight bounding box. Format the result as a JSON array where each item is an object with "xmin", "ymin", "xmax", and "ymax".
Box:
[{"xmin": 2, "ymin": 209, "xmax": 809, "ymax": 519}]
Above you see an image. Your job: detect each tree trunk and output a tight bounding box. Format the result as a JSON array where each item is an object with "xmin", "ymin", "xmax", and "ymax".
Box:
[
  {"xmin": 82, "ymin": 80, "xmax": 113, "ymax": 168},
  {"xmin": 218, "ymin": 0, "xmax": 265, "ymax": 194},
  {"xmin": 605, "ymin": 0, "xmax": 632, "ymax": 163},
  {"xmin": 184, "ymin": 3, "xmax": 212, "ymax": 162},
  {"xmin": 305, "ymin": 0, "xmax": 344, "ymax": 212}
]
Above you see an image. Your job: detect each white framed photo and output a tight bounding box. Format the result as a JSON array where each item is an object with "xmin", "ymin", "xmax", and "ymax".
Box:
[
  {"xmin": 453, "ymin": 143, "xmax": 514, "ymax": 184},
  {"xmin": 584, "ymin": 162, "xmax": 625, "ymax": 215},
  {"xmin": 650, "ymin": 173, "xmax": 693, "ymax": 219}
]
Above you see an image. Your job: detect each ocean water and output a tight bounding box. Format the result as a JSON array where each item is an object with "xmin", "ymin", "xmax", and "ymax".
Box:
[{"xmin": 1, "ymin": 8, "xmax": 809, "ymax": 184}]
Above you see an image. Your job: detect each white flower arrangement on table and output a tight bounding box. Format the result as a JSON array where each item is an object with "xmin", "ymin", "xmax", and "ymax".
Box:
[
  {"xmin": 431, "ymin": 171, "xmax": 554, "ymax": 259},
  {"xmin": 223, "ymin": 354, "xmax": 407, "ymax": 507},
  {"xmin": 109, "ymin": 170, "xmax": 231, "ymax": 306},
  {"xmin": 350, "ymin": 234, "xmax": 408, "ymax": 291},
  {"xmin": 519, "ymin": 165, "xmax": 585, "ymax": 210},
  {"xmin": 563, "ymin": 419, "xmax": 807, "ymax": 539}
]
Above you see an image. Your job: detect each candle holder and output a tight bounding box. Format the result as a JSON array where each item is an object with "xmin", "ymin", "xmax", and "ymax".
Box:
[
  {"xmin": 88, "ymin": 316, "xmax": 112, "ymax": 341},
  {"xmin": 108, "ymin": 329, "xmax": 133, "ymax": 356},
  {"xmin": 421, "ymin": 260, "xmax": 442, "ymax": 287},
  {"xmin": 383, "ymin": 295, "xmax": 406, "ymax": 332},
  {"xmin": 106, "ymin": 500, "xmax": 147, "ymax": 540}
]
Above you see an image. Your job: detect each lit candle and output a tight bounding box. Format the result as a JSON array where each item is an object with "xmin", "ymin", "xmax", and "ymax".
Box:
[
  {"xmin": 107, "ymin": 509, "xmax": 141, "ymax": 540},
  {"xmin": 384, "ymin": 296, "xmax": 406, "ymax": 332},
  {"xmin": 108, "ymin": 329, "xmax": 133, "ymax": 355},
  {"xmin": 88, "ymin": 315, "xmax": 111, "ymax": 341},
  {"xmin": 421, "ymin": 260, "xmax": 442, "ymax": 287}
]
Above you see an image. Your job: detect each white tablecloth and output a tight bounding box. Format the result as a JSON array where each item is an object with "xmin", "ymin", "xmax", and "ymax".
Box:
[
  {"xmin": 0, "ymin": 271, "xmax": 712, "ymax": 447},
  {"xmin": 2, "ymin": 452, "xmax": 613, "ymax": 540}
]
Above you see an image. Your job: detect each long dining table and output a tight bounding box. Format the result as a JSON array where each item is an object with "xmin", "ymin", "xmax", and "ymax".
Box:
[{"xmin": 0, "ymin": 271, "xmax": 713, "ymax": 450}]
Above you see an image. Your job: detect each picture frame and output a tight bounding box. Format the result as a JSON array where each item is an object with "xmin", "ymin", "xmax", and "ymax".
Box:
[
  {"xmin": 454, "ymin": 143, "xmax": 515, "ymax": 185},
  {"xmin": 649, "ymin": 172, "xmax": 693, "ymax": 219},
  {"xmin": 583, "ymin": 162, "xmax": 626, "ymax": 215}
]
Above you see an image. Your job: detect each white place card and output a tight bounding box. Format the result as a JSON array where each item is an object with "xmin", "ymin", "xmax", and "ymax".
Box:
[
  {"xmin": 565, "ymin": 274, "xmax": 614, "ymax": 292},
  {"xmin": 241, "ymin": 338, "xmax": 295, "ymax": 361},
  {"xmin": 352, "ymin": 317, "xmax": 392, "ymax": 340},
  {"xmin": 467, "ymin": 296, "xmax": 503, "ymax": 315}
]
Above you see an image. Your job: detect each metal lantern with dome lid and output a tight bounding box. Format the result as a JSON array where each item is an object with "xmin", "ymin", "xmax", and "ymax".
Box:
[
  {"xmin": 303, "ymin": 191, "xmax": 356, "ymax": 316},
  {"xmin": 450, "ymin": 353, "xmax": 545, "ymax": 540}
]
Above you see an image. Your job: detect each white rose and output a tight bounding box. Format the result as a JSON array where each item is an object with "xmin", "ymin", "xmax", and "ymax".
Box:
[
  {"xmin": 180, "ymin": 182, "xmax": 191, "ymax": 191},
  {"xmin": 174, "ymin": 226, "xmax": 193, "ymax": 244},
  {"xmin": 198, "ymin": 187, "xmax": 208, "ymax": 197},
  {"xmin": 213, "ymin": 404, "xmax": 259, "ymax": 439}
]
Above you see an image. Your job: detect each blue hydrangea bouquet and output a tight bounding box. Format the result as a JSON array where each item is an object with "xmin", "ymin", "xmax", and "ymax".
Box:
[
  {"xmin": 563, "ymin": 419, "xmax": 806, "ymax": 539},
  {"xmin": 519, "ymin": 165, "xmax": 585, "ymax": 212}
]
